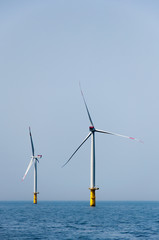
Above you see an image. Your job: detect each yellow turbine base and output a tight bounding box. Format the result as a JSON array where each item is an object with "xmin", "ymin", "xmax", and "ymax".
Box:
[
  {"xmin": 33, "ymin": 193, "xmax": 37, "ymax": 204},
  {"xmin": 89, "ymin": 188, "xmax": 99, "ymax": 207}
]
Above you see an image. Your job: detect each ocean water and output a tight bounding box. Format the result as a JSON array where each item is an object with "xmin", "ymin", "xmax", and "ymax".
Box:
[{"xmin": 0, "ymin": 201, "xmax": 159, "ymax": 240}]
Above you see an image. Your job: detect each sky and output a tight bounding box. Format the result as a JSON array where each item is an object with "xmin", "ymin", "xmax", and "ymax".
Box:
[{"xmin": 0, "ymin": 0, "xmax": 159, "ymax": 201}]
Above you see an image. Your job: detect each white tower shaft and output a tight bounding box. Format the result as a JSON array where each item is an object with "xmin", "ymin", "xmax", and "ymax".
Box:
[
  {"xmin": 34, "ymin": 159, "xmax": 37, "ymax": 193},
  {"xmin": 33, "ymin": 159, "xmax": 38, "ymax": 204},
  {"xmin": 90, "ymin": 132, "xmax": 95, "ymax": 188}
]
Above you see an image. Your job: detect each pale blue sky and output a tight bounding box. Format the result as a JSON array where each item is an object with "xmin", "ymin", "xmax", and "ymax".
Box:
[{"xmin": 0, "ymin": 0, "xmax": 159, "ymax": 201}]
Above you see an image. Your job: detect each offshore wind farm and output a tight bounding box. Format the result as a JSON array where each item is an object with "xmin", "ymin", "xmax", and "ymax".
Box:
[
  {"xmin": 0, "ymin": 1, "xmax": 156, "ymax": 203},
  {"xmin": 1, "ymin": 0, "xmax": 159, "ymax": 239}
]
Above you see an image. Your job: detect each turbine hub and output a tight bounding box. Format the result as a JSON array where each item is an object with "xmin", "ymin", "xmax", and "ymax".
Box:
[{"xmin": 89, "ymin": 126, "xmax": 95, "ymax": 132}]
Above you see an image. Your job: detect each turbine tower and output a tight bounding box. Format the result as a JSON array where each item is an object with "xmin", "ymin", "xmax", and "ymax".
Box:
[
  {"xmin": 63, "ymin": 86, "xmax": 142, "ymax": 207},
  {"xmin": 22, "ymin": 127, "xmax": 42, "ymax": 204}
]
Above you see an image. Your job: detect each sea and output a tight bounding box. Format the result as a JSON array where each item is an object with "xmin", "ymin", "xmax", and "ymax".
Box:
[{"xmin": 0, "ymin": 201, "xmax": 159, "ymax": 240}]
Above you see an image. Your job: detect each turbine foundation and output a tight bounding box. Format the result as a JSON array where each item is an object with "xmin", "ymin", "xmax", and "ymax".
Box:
[
  {"xmin": 33, "ymin": 192, "xmax": 39, "ymax": 204},
  {"xmin": 89, "ymin": 188, "xmax": 99, "ymax": 207}
]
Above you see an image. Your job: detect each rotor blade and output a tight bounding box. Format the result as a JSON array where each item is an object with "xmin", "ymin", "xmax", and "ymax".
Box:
[
  {"xmin": 62, "ymin": 132, "xmax": 92, "ymax": 168},
  {"xmin": 79, "ymin": 82, "xmax": 94, "ymax": 126},
  {"xmin": 95, "ymin": 129, "xmax": 143, "ymax": 143},
  {"xmin": 22, "ymin": 158, "xmax": 34, "ymax": 181},
  {"xmin": 29, "ymin": 127, "xmax": 34, "ymax": 156}
]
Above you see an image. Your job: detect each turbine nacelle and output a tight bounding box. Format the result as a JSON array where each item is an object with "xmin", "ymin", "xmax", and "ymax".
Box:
[
  {"xmin": 31, "ymin": 155, "xmax": 42, "ymax": 163},
  {"xmin": 89, "ymin": 126, "xmax": 95, "ymax": 132},
  {"xmin": 31, "ymin": 155, "xmax": 42, "ymax": 159}
]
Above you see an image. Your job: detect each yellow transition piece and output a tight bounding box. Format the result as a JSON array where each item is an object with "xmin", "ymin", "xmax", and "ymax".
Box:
[
  {"xmin": 89, "ymin": 188, "xmax": 99, "ymax": 207},
  {"xmin": 33, "ymin": 193, "xmax": 37, "ymax": 204}
]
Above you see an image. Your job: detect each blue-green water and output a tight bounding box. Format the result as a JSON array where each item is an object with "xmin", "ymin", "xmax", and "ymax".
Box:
[{"xmin": 0, "ymin": 201, "xmax": 159, "ymax": 239}]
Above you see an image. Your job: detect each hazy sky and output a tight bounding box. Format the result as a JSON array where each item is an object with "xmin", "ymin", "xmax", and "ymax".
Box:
[{"xmin": 0, "ymin": 0, "xmax": 159, "ymax": 201}]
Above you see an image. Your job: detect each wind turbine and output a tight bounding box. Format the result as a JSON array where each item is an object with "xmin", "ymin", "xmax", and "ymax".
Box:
[
  {"xmin": 63, "ymin": 86, "xmax": 142, "ymax": 207},
  {"xmin": 22, "ymin": 127, "xmax": 42, "ymax": 204}
]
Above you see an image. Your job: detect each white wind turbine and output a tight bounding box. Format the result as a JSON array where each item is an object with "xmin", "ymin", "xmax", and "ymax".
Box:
[
  {"xmin": 22, "ymin": 127, "xmax": 42, "ymax": 204},
  {"xmin": 63, "ymin": 86, "xmax": 142, "ymax": 207}
]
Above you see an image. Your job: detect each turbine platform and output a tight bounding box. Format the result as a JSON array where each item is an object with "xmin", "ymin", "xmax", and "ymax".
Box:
[
  {"xmin": 33, "ymin": 192, "xmax": 39, "ymax": 204},
  {"xmin": 89, "ymin": 187, "xmax": 99, "ymax": 207}
]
